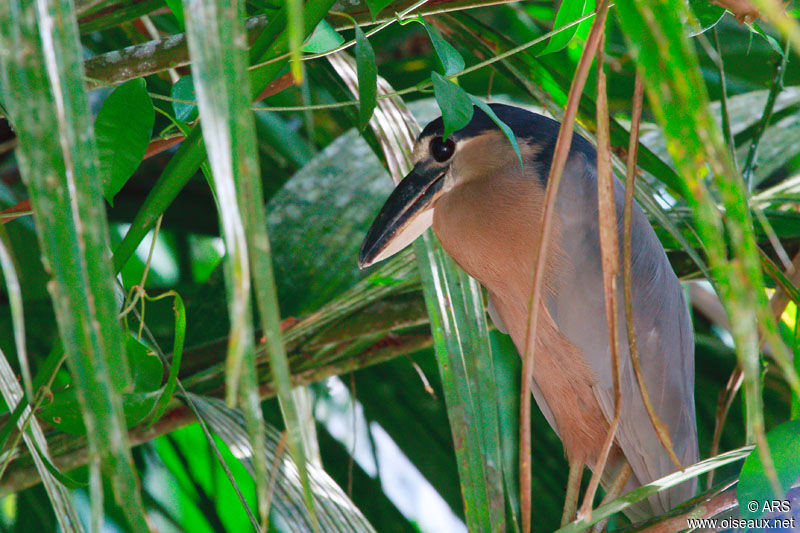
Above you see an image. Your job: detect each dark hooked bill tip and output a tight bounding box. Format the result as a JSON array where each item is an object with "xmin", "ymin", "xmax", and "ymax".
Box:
[{"xmin": 358, "ymin": 165, "xmax": 446, "ymax": 268}]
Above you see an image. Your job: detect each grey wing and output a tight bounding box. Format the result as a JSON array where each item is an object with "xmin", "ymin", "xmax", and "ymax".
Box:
[{"xmin": 550, "ymin": 154, "xmax": 698, "ymax": 514}]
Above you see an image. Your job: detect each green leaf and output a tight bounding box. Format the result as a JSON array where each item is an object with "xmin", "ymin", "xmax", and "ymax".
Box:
[
  {"xmin": 0, "ymin": 0, "xmax": 147, "ymax": 529},
  {"xmin": 355, "ymin": 24, "xmax": 377, "ymax": 129},
  {"xmin": 418, "ymin": 15, "xmax": 465, "ymax": 76},
  {"xmin": 538, "ymin": 0, "xmax": 590, "ymax": 56},
  {"xmin": 112, "ymin": 0, "xmax": 337, "ymax": 273},
  {"xmin": 738, "ymin": 420, "xmax": 800, "ymax": 518},
  {"xmin": 470, "ymin": 95, "xmax": 522, "ymax": 167},
  {"xmin": 171, "ymin": 75, "xmax": 197, "ymax": 123},
  {"xmin": 164, "ymin": 0, "xmax": 185, "ymax": 29},
  {"xmin": 37, "ymin": 336, "xmax": 164, "ymax": 434},
  {"xmin": 688, "ymin": 0, "xmax": 724, "ymax": 35},
  {"xmin": 750, "ymin": 22, "xmax": 785, "ymax": 57},
  {"xmin": 30, "ymin": 439, "xmax": 87, "ymax": 489},
  {"xmin": 95, "ymin": 78, "xmax": 155, "ymax": 205},
  {"xmin": 431, "ymin": 72, "xmax": 473, "ymax": 139},
  {"xmin": 302, "ymin": 19, "xmax": 343, "ymax": 53},
  {"xmin": 364, "ymin": 0, "xmax": 393, "ymax": 20},
  {"xmin": 182, "ymin": 0, "xmax": 316, "ymax": 526},
  {"xmin": 147, "ymin": 293, "xmax": 186, "ymax": 423}
]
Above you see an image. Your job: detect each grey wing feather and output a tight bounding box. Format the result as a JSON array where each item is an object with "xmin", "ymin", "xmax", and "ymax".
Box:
[
  {"xmin": 550, "ymin": 154, "xmax": 698, "ymax": 515},
  {"xmin": 488, "ymin": 293, "xmax": 509, "ymax": 334}
]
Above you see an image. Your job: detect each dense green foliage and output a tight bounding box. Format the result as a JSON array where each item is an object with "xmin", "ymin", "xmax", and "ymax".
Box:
[{"xmin": 0, "ymin": 0, "xmax": 799, "ymax": 531}]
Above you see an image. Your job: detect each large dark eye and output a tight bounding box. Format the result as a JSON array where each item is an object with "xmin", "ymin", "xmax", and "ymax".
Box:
[{"xmin": 430, "ymin": 136, "xmax": 455, "ymax": 163}]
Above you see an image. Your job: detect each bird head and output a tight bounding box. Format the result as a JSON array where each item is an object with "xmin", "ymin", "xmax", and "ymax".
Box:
[{"xmin": 358, "ymin": 103, "xmax": 588, "ymax": 268}]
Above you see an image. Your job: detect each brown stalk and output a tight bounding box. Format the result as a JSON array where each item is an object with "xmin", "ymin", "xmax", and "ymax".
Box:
[
  {"xmin": 519, "ymin": 2, "xmax": 610, "ymax": 531},
  {"xmin": 706, "ymin": 367, "xmax": 743, "ymax": 489},
  {"xmin": 622, "ymin": 73, "xmax": 683, "ymax": 471},
  {"xmin": 576, "ymin": 28, "xmax": 620, "ymax": 522}
]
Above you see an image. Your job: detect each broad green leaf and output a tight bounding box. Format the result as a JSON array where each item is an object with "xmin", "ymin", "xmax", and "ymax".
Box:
[
  {"xmin": 37, "ymin": 336, "xmax": 164, "ymax": 434},
  {"xmin": 418, "ymin": 15, "xmax": 465, "ymax": 76},
  {"xmin": 365, "ymin": 0, "xmax": 393, "ymax": 19},
  {"xmin": 750, "ymin": 22, "xmax": 785, "ymax": 57},
  {"xmin": 688, "ymin": 0, "xmax": 724, "ymax": 35},
  {"xmin": 738, "ymin": 420, "xmax": 800, "ymax": 517},
  {"xmin": 164, "ymin": 0, "xmax": 185, "ymax": 29},
  {"xmin": 96, "ymin": 78, "xmax": 155, "ymax": 205},
  {"xmin": 171, "ymin": 75, "xmax": 198, "ymax": 123},
  {"xmin": 538, "ymin": 0, "xmax": 590, "ymax": 56},
  {"xmin": 355, "ymin": 24, "xmax": 377, "ymax": 129},
  {"xmin": 470, "ymin": 95, "xmax": 522, "ymax": 167},
  {"xmin": 112, "ymin": 0, "xmax": 337, "ymax": 273},
  {"xmin": 0, "ymin": 0, "xmax": 147, "ymax": 529},
  {"xmin": 302, "ymin": 20, "xmax": 343, "ymax": 53},
  {"xmin": 432, "ymin": 72, "xmax": 473, "ymax": 139}
]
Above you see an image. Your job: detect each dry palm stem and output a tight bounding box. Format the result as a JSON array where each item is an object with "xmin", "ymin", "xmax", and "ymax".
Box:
[
  {"xmin": 577, "ymin": 29, "xmax": 621, "ymax": 522},
  {"xmin": 519, "ymin": 2, "xmax": 610, "ymax": 531},
  {"xmin": 621, "ymin": 73, "xmax": 683, "ymax": 471}
]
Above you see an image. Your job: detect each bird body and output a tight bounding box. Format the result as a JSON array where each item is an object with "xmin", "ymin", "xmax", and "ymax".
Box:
[{"xmin": 359, "ymin": 103, "xmax": 698, "ymax": 520}]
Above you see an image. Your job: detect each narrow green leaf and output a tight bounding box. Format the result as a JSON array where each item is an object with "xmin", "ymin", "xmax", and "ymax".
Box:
[
  {"xmin": 147, "ymin": 293, "xmax": 186, "ymax": 423},
  {"xmin": 302, "ymin": 20, "xmax": 343, "ymax": 53},
  {"xmin": 0, "ymin": 0, "xmax": 147, "ymax": 530},
  {"xmin": 355, "ymin": 24, "xmax": 377, "ymax": 129},
  {"xmin": 288, "ymin": 0, "xmax": 304, "ymax": 81},
  {"xmin": 617, "ymin": 0, "xmax": 800, "ymax": 496},
  {"xmin": 181, "ymin": 0, "xmax": 268, "ymax": 525},
  {"xmin": 171, "ymin": 75, "xmax": 198, "ymax": 123},
  {"xmin": 30, "ymin": 439, "xmax": 87, "ymax": 490},
  {"xmin": 190, "ymin": 394, "xmax": 377, "ymax": 531},
  {"xmin": 558, "ymin": 447, "xmax": 754, "ymax": 532},
  {"xmin": 738, "ymin": 420, "xmax": 800, "ymax": 517},
  {"xmin": 431, "ymin": 72, "xmax": 473, "ymax": 139},
  {"xmin": 182, "ymin": 0, "xmax": 316, "ymax": 527},
  {"xmin": 365, "ymin": 0, "xmax": 393, "ymax": 20},
  {"xmin": 0, "ymin": 347, "xmax": 84, "ymax": 532},
  {"xmin": 469, "ymin": 95, "xmax": 522, "ymax": 167},
  {"xmin": 538, "ymin": 0, "xmax": 590, "ymax": 55},
  {"xmin": 417, "ymin": 15, "xmax": 465, "ymax": 76},
  {"xmin": 0, "ymin": 227, "xmax": 32, "ymax": 399},
  {"xmin": 96, "ymin": 78, "xmax": 155, "ymax": 205}
]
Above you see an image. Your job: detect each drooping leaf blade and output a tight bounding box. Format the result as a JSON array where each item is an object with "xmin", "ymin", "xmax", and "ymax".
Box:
[
  {"xmin": 355, "ymin": 24, "xmax": 377, "ymax": 129},
  {"xmin": 95, "ymin": 78, "xmax": 155, "ymax": 205},
  {"xmin": 538, "ymin": 0, "xmax": 590, "ymax": 55},
  {"xmin": 431, "ymin": 72, "xmax": 473, "ymax": 139},
  {"xmin": 171, "ymin": 75, "xmax": 198, "ymax": 123},
  {"xmin": 418, "ymin": 15, "xmax": 465, "ymax": 76}
]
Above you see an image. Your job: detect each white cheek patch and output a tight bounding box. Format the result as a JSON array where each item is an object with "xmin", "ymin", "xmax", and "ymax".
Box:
[{"xmin": 370, "ymin": 208, "xmax": 435, "ymax": 264}]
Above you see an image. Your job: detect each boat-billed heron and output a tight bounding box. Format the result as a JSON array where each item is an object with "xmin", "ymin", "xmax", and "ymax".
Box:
[{"xmin": 359, "ymin": 103, "xmax": 698, "ymax": 521}]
